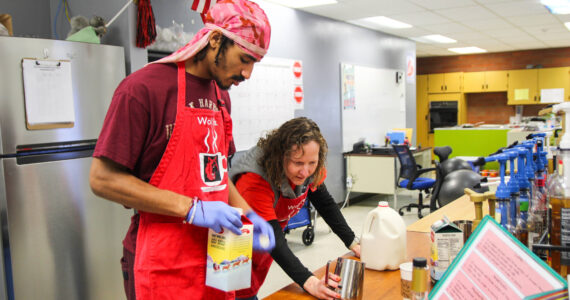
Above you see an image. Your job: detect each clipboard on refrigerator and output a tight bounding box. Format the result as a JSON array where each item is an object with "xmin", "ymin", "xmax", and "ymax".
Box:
[{"xmin": 21, "ymin": 58, "xmax": 75, "ymax": 130}]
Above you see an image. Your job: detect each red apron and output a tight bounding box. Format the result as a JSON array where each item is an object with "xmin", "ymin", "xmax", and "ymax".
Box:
[
  {"xmin": 237, "ymin": 188, "xmax": 309, "ymax": 298},
  {"xmin": 134, "ymin": 62, "xmax": 234, "ymax": 300}
]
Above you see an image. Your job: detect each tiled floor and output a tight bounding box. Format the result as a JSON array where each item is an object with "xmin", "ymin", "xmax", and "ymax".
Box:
[{"xmin": 258, "ymin": 191, "xmax": 427, "ymax": 298}]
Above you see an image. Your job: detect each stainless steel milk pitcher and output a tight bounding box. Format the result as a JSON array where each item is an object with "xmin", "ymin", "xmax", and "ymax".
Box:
[{"xmin": 325, "ymin": 257, "xmax": 365, "ymax": 300}]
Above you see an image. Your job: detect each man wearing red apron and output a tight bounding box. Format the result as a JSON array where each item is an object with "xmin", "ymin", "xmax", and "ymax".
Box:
[
  {"xmin": 90, "ymin": 1, "xmax": 274, "ymax": 299},
  {"xmin": 229, "ymin": 117, "xmax": 362, "ymax": 300}
]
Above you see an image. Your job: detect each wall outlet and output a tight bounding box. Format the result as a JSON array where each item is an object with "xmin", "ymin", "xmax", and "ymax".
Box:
[{"xmin": 346, "ymin": 176, "xmax": 353, "ymax": 188}]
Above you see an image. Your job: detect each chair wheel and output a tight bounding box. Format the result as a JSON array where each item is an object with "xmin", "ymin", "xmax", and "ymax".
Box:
[{"xmin": 302, "ymin": 228, "xmax": 314, "ymax": 245}]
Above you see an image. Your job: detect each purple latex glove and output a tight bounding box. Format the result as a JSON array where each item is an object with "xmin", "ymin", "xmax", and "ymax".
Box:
[
  {"xmin": 188, "ymin": 201, "xmax": 242, "ymax": 235},
  {"xmin": 246, "ymin": 210, "xmax": 276, "ymax": 252}
]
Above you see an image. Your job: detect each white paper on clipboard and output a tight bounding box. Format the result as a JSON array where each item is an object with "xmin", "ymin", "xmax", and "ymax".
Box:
[{"xmin": 22, "ymin": 59, "xmax": 75, "ymax": 129}]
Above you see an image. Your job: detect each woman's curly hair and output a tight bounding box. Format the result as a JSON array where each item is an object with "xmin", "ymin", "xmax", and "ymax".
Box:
[{"xmin": 257, "ymin": 117, "xmax": 328, "ymax": 188}]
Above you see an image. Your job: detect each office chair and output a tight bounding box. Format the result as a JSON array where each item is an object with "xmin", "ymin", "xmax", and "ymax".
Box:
[
  {"xmin": 433, "ymin": 146, "xmax": 452, "ymax": 163},
  {"xmin": 392, "ymin": 144, "xmax": 437, "ymax": 219}
]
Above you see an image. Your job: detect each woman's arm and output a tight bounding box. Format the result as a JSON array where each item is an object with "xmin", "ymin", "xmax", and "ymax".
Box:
[
  {"xmin": 309, "ymin": 183, "xmax": 360, "ymax": 255},
  {"xmin": 268, "ymin": 220, "xmax": 341, "ymax": 299}
]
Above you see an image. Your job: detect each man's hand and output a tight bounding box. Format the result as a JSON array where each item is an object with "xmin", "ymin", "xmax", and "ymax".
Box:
[
  {"xmin": 188, "ymin": 201, "xmax": 243, "ymax": 234},
  {"xmin": 302, "ymin": 275, "xmax": 341, "ymax": 299},
  {"xmin": 245, "ymin": 211, "xmax": 276, "ymax": 251}
]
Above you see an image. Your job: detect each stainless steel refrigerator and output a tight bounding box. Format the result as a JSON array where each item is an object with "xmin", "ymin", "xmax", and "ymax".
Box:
[{"xmin": 0, "ymin": 37, "xmax": 132, "ymax": 299}]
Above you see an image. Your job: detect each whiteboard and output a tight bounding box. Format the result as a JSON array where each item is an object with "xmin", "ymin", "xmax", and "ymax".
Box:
[
  {"xmin": 341, "ymin": 63, "xmax": 406, "ymax": 152},
  {"xmin": 229, "ymin": 57, "xmax": 303, "ymax": 151}
]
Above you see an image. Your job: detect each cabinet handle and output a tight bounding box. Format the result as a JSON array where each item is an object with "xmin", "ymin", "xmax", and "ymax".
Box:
[
  {"xmin": 482, "ymin": 84, "xmax": 484, "ymax": 89},
  {"xmin": 445, "ymin": 85, "xmax": 447, "ymax": 91},
  {"xmin": 486, "ymin": 84, "xmax": 488, "ymax": 89},
  {"xmin": 441, "ymin": 85, "xmax": 443, "ymax": 91}
]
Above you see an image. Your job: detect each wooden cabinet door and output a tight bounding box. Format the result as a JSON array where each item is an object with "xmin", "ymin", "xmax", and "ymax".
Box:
[
  {"xmin": 416, "ymin": 75, "xmax": 429, "ymax": 148},
  {"xmin": 444, "ymin": 72, "xmax": 463, "ymax": 93},
  {"xmin": 507, "ymin": 69, "xmax": 538, "ymax": 105},
  {"xmin": 485, "ymin": 70, "xmax": 508, "ymax": 92},
  {"xmin": 428, "ymin": 73, "xmax": 445, "ymax": 93},
  {"xmin": 538, "ymin": 67, "xmax": 570, "ymax": 103},
  {"xmin": 463, "ymin": 72, "xmax": 485, "ymax": 93}
]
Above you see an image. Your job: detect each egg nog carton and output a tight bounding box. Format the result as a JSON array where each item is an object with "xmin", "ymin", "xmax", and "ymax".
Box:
[
  {"xmin": 205, "ymin": 209, "xmax": 253, "ymax": 292},
  {"xmin": 429, "ymin": 216, "xmax": 463, "ymax": 283}
]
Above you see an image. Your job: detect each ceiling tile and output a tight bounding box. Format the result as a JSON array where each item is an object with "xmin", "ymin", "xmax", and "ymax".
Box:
[
  {"xmin": 483, "ymin": 1, "xmax": 549, "ymax": 17},
  {"xmin": 503, "ymin": 41, "xmax": 548, "ymax": 49},
  {"xmin": 304, "ymin": 0, "xmax": 425, "ymax": 20},
  {"xmin": 464, "ymin": 17, "xmax": 515, "ymax": 31},
  {"xmin": 437, "ymin": 5, "xmax": 497, "ymax": 22},
  {"xmin": 421, "ymin": 22, "xmax": 473, "ymax": 34},
  {"xmin": 391, "ymin": 11, "xmax": 453, "ymax": 26},
  {"xmin": 485, "ymin": 27, "xmax": 530, "ymax": 38},
  {"xmin": 544, "ymin": 40, "xmax": 570, "ymax": 47},
  {"xmin": 506, "ymin": 14, "xmax": 560, "ymax": 27},
  {"xmin": 446, "ymin": 31, "xmax": 491, "ymax": 40},
  {"xmin": 407, "ymin": 0, "xmax": 476, "ymax": 10},
  {"xmin": 556, "ymin": 14, "xmax": 570, "ymax": 22},
  {"xmin": 532, "ymin": 31, "xmax": 570, "ymax": 42},
  {"xmin": 499, "ymin": 33, "xmax": 539, "ymax": 43},
  {"xmin": 523, "ymin": 24, "xmax": 570, "ymax": 36}
]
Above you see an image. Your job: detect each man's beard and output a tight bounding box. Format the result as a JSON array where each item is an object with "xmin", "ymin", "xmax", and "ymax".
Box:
[{"xmin": 215, "ymin": 75, "xmax": 245, "ymax": 90}]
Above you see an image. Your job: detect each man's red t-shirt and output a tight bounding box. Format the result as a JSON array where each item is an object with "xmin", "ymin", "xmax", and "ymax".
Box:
[{"xmin": 93, "ymin": 63, "xmax": 235, "ymax": 252}]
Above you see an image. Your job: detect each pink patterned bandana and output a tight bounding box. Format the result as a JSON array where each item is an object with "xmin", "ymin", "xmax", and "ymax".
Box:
[{"xmin": 153, "ymin": 0, "xmax": 271, "ymax": 64}]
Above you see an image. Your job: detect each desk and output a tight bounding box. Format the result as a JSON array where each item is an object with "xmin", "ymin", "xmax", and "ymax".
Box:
[
  {"xmin": 265, "ymin": 194, "xmax": 479, "ymax": 300},
  {"xmin": 344, "ymin": 147, "xmax": 432, "ymax": 209}
]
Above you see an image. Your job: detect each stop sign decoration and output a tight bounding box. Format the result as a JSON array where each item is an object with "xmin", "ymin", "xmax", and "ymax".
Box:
[
  {"xmin": 293, "ymin": 61, "xmax": 302, "ymax": 78},
  {"xmin": 294, "ymin": 86, "xmax": 303, "ymax": 103}
]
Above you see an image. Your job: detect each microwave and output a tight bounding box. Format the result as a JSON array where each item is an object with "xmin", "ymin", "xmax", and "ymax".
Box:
[{"xmin": 429, "ymin": 101, "xmax": 458, "ymax": 132}]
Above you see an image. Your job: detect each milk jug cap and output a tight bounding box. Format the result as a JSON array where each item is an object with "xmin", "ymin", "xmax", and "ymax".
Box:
[{"xmin": 378, "ymin": 201, "xmax": 389, "ymax": 207}]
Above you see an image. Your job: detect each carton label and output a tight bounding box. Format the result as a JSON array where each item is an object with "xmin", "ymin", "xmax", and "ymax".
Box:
[
  {"xmin": 430, "ymin": 221, "xmax": 464, "ymax": 281},
  {"xmin": 206, "ymin": 216, "xmax": 253, "ymax": 291}
]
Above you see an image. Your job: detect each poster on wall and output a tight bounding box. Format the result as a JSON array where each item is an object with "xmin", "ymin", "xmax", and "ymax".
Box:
[
  {"xmin": 341, "ymin": 64, "xmax": 355, "ymax": 110},
  {"xmin": 406, "ymin": 54, "xmax": 415, "ymax": 84},
  {"xmin": 229, "ymin": 57, "xmax": 303, "ymax": 151}
]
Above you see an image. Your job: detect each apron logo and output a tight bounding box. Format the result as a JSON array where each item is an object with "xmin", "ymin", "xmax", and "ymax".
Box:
[
  {"xmin": 197, "ymin": 117, "xmax": 218, "ymax": 126},
  {"xmin": 199, "ymin": 128, "xmax": 227, "ymax": 192}
]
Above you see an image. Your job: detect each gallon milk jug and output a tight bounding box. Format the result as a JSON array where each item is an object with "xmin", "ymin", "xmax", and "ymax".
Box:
[{"xmin": 360, "ymin": 201, "xmax": 406, "ymax": 270}]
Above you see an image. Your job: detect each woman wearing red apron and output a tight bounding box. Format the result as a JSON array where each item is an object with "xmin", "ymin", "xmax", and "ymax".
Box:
[
  {"xmin": 90, "ymin": 1, "xmax": 275, "ymax": 299},
  {"xmin": 230, "ymin": 117, "xmax": 362, "ymax": 300}
]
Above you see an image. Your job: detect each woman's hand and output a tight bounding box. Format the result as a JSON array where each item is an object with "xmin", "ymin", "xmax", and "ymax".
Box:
[
  {"xmin": 350, "ymin": 244, "xmax": 361, "ymax": 258},
  {"xmin": 302, "ymin": 274, "xmax": 341, "ymax": 299}
]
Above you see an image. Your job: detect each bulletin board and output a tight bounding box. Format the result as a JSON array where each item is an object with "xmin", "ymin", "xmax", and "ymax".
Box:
[
  {"xmin": 341, "ymin": 63, "xmax": 406, "ymax": 152},
  {"xmin": 229, "ymin": 57, "xmax": 304, "ymax": 151}
]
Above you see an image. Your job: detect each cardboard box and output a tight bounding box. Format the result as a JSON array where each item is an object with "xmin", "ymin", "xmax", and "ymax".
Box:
[
  {"xmin": 430, "ymin": 218, "xmax": 463, "ymax": 282},
  {"xmin": 206, "ymin": 214, "xmax": 253, "ymax": 291}
]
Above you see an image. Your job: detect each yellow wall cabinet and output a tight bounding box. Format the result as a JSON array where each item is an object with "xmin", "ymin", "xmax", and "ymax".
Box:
[
  {"xmin": 428, "ymin": 72, "xmax": 462, "ymax": 93},
  {"xmin": 463, "ymin": 71, "xmax": 508, "ymax": 93},
  {"xmin": 508, "ymin": 67, "xmax": 570, "ymax": 105},
  {"xmin": 538, "ymin": 67, "xmax": 570, "ymax": 103}
]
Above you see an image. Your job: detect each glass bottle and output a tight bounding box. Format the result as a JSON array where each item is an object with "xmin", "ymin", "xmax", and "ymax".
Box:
[
  {"xmin": 549, "ymin": 148, "xmax": 570, "ymax": 277},
  {"xmin": 411, "ymin": 257, "xmax": 428, "ymax": 300}
]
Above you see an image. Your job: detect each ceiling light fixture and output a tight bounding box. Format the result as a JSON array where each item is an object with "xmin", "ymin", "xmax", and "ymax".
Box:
[
  {"xmin": 566, "ymin": 22, "xmax": 570, "ymax": 30},
  {"xmin": 356, "ymin": 16, "xmax": 412, "ymax": 29},
  {"xmin": 263, "ymin": 0, "xmax": 338, "ymax": 8},
  {"xmin": 541, "ymin": 0, "xmax": 570, "ymax": 14},
  {"xmin": 412, "ymin": 34, "xmax": 457, "ymax": 44},
  {"xmin": 448, "ymin": 47, "xmax": 487, "ymax": 54}
]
